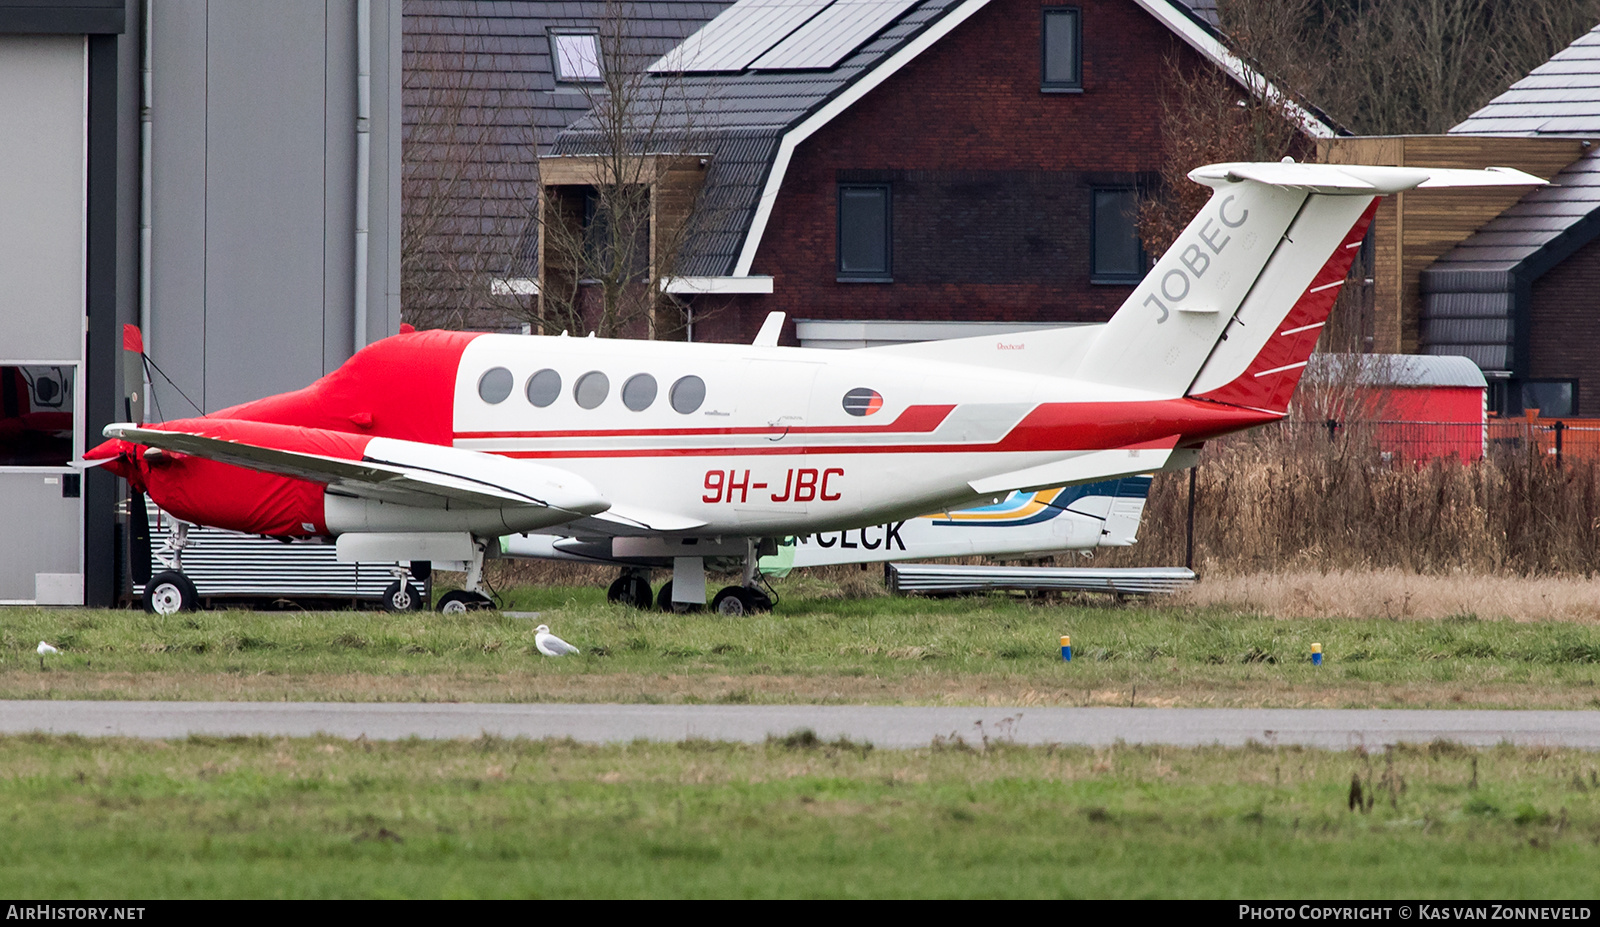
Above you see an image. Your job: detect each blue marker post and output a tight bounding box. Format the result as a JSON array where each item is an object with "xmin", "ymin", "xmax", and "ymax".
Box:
[
  {"xmin": 1311, "ymin": 642, "xmax": 1323, "ymax": 666},
  {"xmin": 1061, "ymin": 635, "xmax": 1072, "ymax": 662}
]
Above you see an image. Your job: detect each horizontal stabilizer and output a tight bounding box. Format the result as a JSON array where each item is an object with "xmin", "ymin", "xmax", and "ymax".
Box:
[
  {"xmin": 968, "ymin": 439, "xmax": 1178, "ymax": 496},
  {"xmin": 1188, "ymin": 162, "xmax": 1547, "ymax": 194}
]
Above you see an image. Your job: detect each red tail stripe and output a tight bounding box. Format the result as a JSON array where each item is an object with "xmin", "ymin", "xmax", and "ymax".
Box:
[{"xmin": 1191, "ymin": 198, "xmax": 1380, "ymax": 413}]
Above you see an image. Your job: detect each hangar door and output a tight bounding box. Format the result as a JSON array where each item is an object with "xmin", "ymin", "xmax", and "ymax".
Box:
[{"xmin": 0, "ymin": 36, "xmax": 87, "ymax": 605}]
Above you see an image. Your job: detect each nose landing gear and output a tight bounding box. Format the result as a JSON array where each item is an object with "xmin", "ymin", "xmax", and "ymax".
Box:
[
  {"xmin": 434, "ymin": 537, "xmax": 496, "ymax": 613},
  {"xmin": 710, "ymin": 539, "xmax": 776, "ymax": 616}
]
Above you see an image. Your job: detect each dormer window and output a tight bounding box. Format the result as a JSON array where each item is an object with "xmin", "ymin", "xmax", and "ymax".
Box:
[{"xmin": 550, "ymin": 31, "xmax": 602, "ymax": 84}]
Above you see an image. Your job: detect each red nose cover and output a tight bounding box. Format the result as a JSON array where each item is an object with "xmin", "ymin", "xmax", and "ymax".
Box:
[
  {"xmin": 92, "ymin": 420, "xmax": 374, "ymax": 537},
  {"xmin": 210, "ymin": 328, "xmax": 481, "ymax": 444},
  {"xmin": 86, "ymin": 329, "xmax": 480, "ymax": 537}
]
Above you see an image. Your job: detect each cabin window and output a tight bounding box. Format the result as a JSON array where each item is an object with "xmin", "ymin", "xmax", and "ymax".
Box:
[
  {"xmin": 1041, "ymin": 8, "xmax": 1081, "ymax": 92},
  {"xmin": 670, "ymin": 375, "xmax": 706, "ymax": 414},
  {"xmin": 574, "ymin": 371, "xmax": 610, "ymax": 409},
  {"xmin": 478, "ymin": 367, "xmax": 513, "ymax": 404},
  {"xmin": 622, "ymin": 373, "xmax": 658, "ymax": 411},
  {"xmin": 842, "ymin": 388, "xmax": 883, "ymax": 417},
  {"xmin": 549, "ymin": 31, "xmax": 602, "ymax": 83},
  {"xmin": 525, "ymin": 369, "xmax": 562, "ymax": 407},
  {"xmin": 1091, "ymin": 187, "xmax": 1144, "ymax": 283},
  {"xmin": 837, "ymin": 184, "xmax": 892, "ymax": 281}
]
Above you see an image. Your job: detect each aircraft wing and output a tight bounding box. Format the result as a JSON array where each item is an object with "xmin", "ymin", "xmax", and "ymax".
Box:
[{"xmin": 103, "ymin": 424, "xmax": 606, "ymax": 516}]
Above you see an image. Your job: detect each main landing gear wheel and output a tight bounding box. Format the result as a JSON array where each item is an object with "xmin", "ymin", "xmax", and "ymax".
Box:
[
  {"xmin": 437, "ymin": 589, "xmax": 494, "ymax": 614},
  {"xmin": 143, "ymin": 570, "xmax": 198, "ymax": 615},
  {"xmin": 711, "ymin": 586, "xmax": 774, "ymax": 617},
  {"xmin": 606, "ymin": 575, "xmax": 653, "ymax": 609},
  {"xmin": 381, "ymin": 580, "xmax": 426, "ymax": 612},
  {"xmin": 655, "ymin": 581, "xmax": 703, "ymax": 614}
]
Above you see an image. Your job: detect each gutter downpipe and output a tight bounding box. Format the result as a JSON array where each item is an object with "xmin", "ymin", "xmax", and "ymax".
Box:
[
  {"xmin": 353, "ymin": 0, "xmax": 371, "ymax": 353},
  {"xmin": 139, "ymin": 0, "xmax": 152, "ymax": 420}
]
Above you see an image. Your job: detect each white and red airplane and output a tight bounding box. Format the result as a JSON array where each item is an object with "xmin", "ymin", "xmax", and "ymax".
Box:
[{"xmin": 87, "ymin": 161, "xmax": 1542, "ymax": 614}]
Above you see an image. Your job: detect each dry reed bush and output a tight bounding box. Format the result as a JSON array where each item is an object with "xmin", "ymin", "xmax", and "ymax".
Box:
[
  {"xmin": 1175, "ymin": 569, "xmax": 1600, "ymax": 622},
  {"xmin": 1091, "ymin": 424, "xmax": 1600, "ymax": 577}
]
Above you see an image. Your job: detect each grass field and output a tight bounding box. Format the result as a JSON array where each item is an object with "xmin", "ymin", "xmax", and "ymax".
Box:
[
  {"xmin": 2, "ymin": 734, "xmax": 1598, "ymax": 898},
  {"xmin": 4, "ymin": 581, "xmax": 1600, "ymax": 707}
]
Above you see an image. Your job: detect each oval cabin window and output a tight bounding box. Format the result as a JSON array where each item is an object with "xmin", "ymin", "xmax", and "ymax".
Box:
[
  {"xmin": 669, "ymin": 375, "xmax": 706, "ymax": 414},
  {"xmin": 842, "ymin": 387, "xmax": 882, "ymax": 417},
  {"xmin": 574, "ymin": 371, "xmax": 610, "ymax": 409},
  {"xmin": 478, "ymin": 367, "xmax": 513, "ymax": 404},
  {"xmin": 525, "ymin": 368, "xmax": 561, "ymax": 407},
  {"xmin": 622, "ymin": 374, "xmax": 658, "ymax": 411}
]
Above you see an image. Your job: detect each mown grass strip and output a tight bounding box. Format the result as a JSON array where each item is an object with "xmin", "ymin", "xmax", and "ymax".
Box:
[
  {"xmin": 4, "ymin": 586, "xmax": 1600, "ymax": 706},
  {"xmin": 1, "ymin": 735, "xmax": 1598, "ymax": 898}
]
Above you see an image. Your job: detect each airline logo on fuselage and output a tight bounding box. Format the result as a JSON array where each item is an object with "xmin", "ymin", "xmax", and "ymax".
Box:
[{"xmin": 1144, "ymin": 194, "xmax": 1248, "ymax": 323}]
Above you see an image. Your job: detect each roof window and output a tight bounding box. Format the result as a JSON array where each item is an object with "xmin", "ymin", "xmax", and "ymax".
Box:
[{"xmin": 551, "ymin": 31, "xmax": 602, "ymax": 83}]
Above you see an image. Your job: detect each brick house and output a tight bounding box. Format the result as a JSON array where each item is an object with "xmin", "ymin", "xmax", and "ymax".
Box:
[
  {"xmin": 406, "ymin": 0, "xmax": 1338, "ymax": 343},
  {"xmin": 542, "ymin": 0, "xmax": 1339, "ymax": 345}
]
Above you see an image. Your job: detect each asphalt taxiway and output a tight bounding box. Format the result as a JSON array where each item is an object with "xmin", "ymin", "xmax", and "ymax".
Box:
[{"xmin": 5, "ymin": 702, "xmax": 1600, "ymax": 749}]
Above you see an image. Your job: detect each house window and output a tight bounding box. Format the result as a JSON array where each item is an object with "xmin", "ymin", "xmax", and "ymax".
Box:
[
  {"xmin": 838, "ymin": 184, "xmax": 892, "ymax": 281},
  {"xmin": 1041, "ymin": 8, "xmax": 1081, "ymax": 92},
  {"xmin": 1091, "ymin": 188, "xmax": 1144, "ymax": 283},
  {"xmin": 1491, "ymin": 379, "xmax": 1578, "ymax": 417},
  {"xmin": 1522, "ymin": 379, "xmax": 1577, "ymax": 417},
  {"xmin": 550, "ymin": 31, "xmax": 602, "ymax": 83}
]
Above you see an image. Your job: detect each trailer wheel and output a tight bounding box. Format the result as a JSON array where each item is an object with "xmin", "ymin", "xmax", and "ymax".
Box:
[
  {"xmin": 144, "ymin": 571, "xmax": 198, "ymax": 615},
  {"xmin": 381, "ymin": 580, "xmax": 424, "ymax": 612}
]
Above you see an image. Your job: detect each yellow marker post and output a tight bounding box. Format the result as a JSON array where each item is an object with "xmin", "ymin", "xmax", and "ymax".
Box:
[
  {"xmin": 1311, "ymin": 642, "xmax": 1323, "ymax": 666},
  {"xmin": 1061, "ymin": 635, "xmax": 1072, "ymax": 661}
]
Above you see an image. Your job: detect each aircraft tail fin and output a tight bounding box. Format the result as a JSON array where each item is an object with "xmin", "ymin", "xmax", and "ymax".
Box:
[{"xmin": 1073, "ymin": 162, "xmax": 1544, "ymax": 406}]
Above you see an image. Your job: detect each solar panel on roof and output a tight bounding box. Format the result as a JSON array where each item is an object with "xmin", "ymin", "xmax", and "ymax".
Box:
[
  {"xmin": 650, "ymin": 0, "xmax": 833, "ymax": 73},
  {"xmin": 749, "ymin": 0, "xmax": 918, "ymax": 71}
]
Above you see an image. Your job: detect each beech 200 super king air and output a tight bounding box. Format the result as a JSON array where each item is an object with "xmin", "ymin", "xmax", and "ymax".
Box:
[{"xmin": 87, "ymin": 161, "xmax": 1543, "ymax": 615}]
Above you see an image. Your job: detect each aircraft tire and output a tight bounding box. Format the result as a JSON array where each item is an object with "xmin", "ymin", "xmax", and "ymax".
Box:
[
  {"xmin": 144, "ymin": 570, "xmax": 198, "ymax": 615},
  {"xmin": 381, "ymin": 580, "xmax": 425, "ymax": 612},
  {"xmin": 607, "ymin": 575, "xmax": 653, "ymax": 609},
  {"xmin": 655, "ymin": 581, "xmax": 702, "ymax": 614},
  {"xmin": 712, "ymin": 586, "xmax": 758, "ymax": 617}
]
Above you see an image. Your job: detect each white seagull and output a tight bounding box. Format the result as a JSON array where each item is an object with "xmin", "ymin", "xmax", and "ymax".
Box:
[
  {"xmin": 534, "ymin": 624, "xmax": 579, "ymax": 657},
  {"xmin": 36, "ymin": 641, "xmax": 57, "ymax": 655}
]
